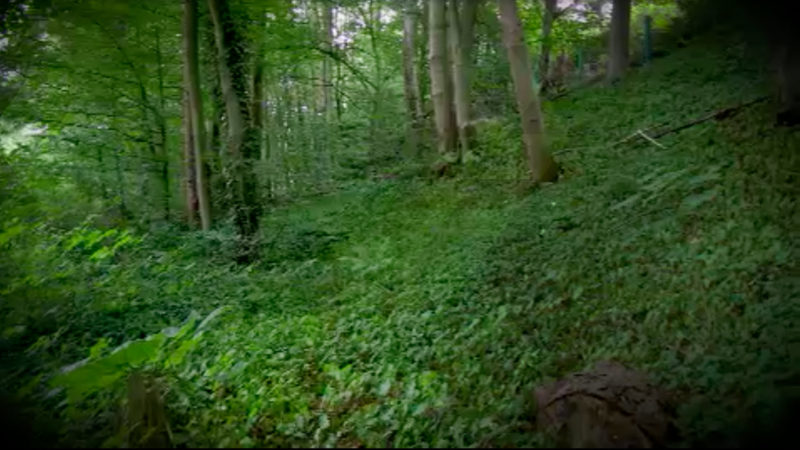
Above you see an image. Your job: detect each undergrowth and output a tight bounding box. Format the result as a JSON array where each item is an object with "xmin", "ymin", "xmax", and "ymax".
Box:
[{"xmin": 1, "ymin": 33, "xmax": 798, "ymax": 447}]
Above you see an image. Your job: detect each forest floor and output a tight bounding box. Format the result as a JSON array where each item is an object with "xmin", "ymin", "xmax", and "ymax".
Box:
[{"xmin": 3, "ymin": 34, "xmax": 799, "ymax": 447}]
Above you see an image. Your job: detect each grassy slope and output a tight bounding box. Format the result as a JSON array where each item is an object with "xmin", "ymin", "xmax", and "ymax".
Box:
[{"xmin": 4, "ymin": 34, "xmax": 799, "ymax": 447}]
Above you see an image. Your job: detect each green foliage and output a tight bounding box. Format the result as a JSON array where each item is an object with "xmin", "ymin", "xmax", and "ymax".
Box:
[{"xmin": 2, "ymin": 5, "xmax": 798, "ymax": 449}]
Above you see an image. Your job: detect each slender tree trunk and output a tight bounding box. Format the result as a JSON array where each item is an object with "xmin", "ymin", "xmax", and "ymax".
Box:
[
  {"xmin": 321, "ymin": 3, "xmax": 333, "ymax": 118},
  {"xmin": 320, "ymin": 3, "xmax": 334, "ymax": 187},
  {"xmin": 447, "ymin": 0, "xmax": 473, "ymax": 159},
  {"xmin": 418, "ymin": 0, "xmax": 430, "ymax": 124},
  {"xmin": 181, "ymin": 92, "xmax": 198, "ymax": 227},
  {"xmin": 183, "ymin": 0, "xmax": 212, "ymax": 230},
  {"xmin": 498, "ymin": 0, "xmax": 558, "ymax": 183},
  {"xmin": 607, "ymin": 0, "xmax": 631, "ymax": 82},
  {"xmin": 208, "ymin": 0, "xmax": 261, "ymax": 262},
  {"xmin": 362, "ymin": 0, "xmax": 384, "ymax": 158},
  {"xmin": 539, "ymin": 0, "xmax": 556, "ymax": 91},
  {"xmin": 262, "ymin": 89, "xmax": 273, "ymax": 200},
  {"xmin": 203, "ymin": 14, "xmax": 225, "ymax": 217},
  {"xmin": 428, "ymin": 0, "xmax": 455, "ymax": 155},
  {"xmin": 402, "ymin": 0, "xmax": 423, "ymax": 155},
  {"xmin": 252, "ymin": 57, "xmax": 268, "ymax": 197},
  {"xmin": 154, "ymin": 30, "xmax": 170, "ymax": 221},
  {"xmin": 113, "ymin": 146, "xmax": 131, "ymax": 220},
  {"xmin": 335, "ymin": 57, "xmax": 343, "ymax": 121}
]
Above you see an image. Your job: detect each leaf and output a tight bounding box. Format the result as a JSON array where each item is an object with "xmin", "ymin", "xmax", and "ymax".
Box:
[
  {"xmin": 0, "ymin": 223, "xmax": 24, "ymax": 246},
  {"xmin": 378, "ymin": 379, "xmax": 392, "ymax": 396},
  {"xmin": 89, "ymin": 337, "xmax": 110, "ymax": 359},
  {"xmin": 681, "ymin": 188, "xmax": 718, "ymax": 210},
  {"xmin": 52, "ymin": 333, "xmax": 166, "ymax": 403},
  {"xmin": 165, "ymin": 338, "xmax": 197, "ymax": 368},
  {"xmin": 610, "ymin": 193, "xmax": 642, "ymax": 211},
  {"xmin": 89, "ymin": 246, "xmax": 112, "ymax": 261}
]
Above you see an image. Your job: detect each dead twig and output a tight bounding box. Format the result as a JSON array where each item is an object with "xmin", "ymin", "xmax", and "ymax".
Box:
[{"xmin": 637, "ymin": 129, "xmax": 665, "ymax": 148}]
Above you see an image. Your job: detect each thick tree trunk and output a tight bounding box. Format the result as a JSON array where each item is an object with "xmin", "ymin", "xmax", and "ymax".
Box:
[
  {"xmin": 607, "ymin": 0, "xmax": 631, "ymax": 82},
  {"xmin": 539, "ymin": 0, "xmax": 556, "ymax": 91},
  {"xmin": 183, "ymin": 0, "xmax": 212, "ymax": 230},
  {"xmin": 498, "ymin": 0, "xmax": 558, "ymax": 183},
  {"xmin": 459, "ymin": 0, "xmax": 479, "ymax": 68},
  {"xmin": 428, "ymin": 0, "xmax": 455, "ymax": 155},
  {"xmin": 402, "ymin": 0, "xmax": 423, "ymax": 155},
  {"xmin": 447, "ymin": 0, "xmax": 473, "ymax": 158},
  {"xmin": 208, "ymin": 0, "xmax": 260, "ymax": 262}
]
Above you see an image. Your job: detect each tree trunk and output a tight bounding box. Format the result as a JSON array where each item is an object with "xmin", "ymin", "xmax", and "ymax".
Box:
[
  {"xmin": 252, "ymin": 57, "xmax": 269, "ymax": 198},
  {"xmin": 181, "ymin": 92, "xmax": 198, "ymax": 227},
  {"xmin": 321, "ymin": 3, "xmax": 333, "ymax": 118},
  {"xmin": 402, "ymin": 0, "xmax": 423, "ymax": 155},
  {"xmin": 498, "ymin": 0, "xmax": 558, "ymax": 183},
  {"xmin": 418, "ymin": 0, "xmax": 430, "ymax": 124},
  {"xmin": 607, "ymin": 0, "xmax": 631, "ymax": 82},
  {"xmin": 183, "ymin": 0, "xmax": 212, "ymax": 230},
  {"xmin": 208, "ymin": 0, "xmax": 260, "ymax": 262},
  {"xmin": 776, "ymin": 42, "xmax": 800, "ymax": 126},
  {"xmin": 539, "ymin": 0, "xmax": 556, "ymax": 91},
  {"xmin": 428, "ymin": 0, "xmax": 455, "ymax": 155},
  {"xmin": 447, "ymin": 0, "xmax": 473, "ymax": 158},
  {"xmin": 154, "ymin": 30, "xmax": 170, "ymax": 222},
  {"xmin": 459, "ymin": 0, "xmax": 479, "ymax": 68}
]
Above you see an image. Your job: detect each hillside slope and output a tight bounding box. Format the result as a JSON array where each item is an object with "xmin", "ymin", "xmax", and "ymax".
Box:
[{"xmin": 2, "ymin": 33, "xmax": 798, "ymax": 447}]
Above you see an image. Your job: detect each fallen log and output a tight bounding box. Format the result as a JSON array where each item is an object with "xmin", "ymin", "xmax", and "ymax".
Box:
[
  {"xmin": 555, "ymin": 96, "xmax": 770, "ymax": 156},
  {"xmin": 650, "ymin": 95, "xmax": 769, "ymax": 139}
]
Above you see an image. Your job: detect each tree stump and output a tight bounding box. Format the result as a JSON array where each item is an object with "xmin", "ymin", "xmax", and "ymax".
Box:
[{"xmin": 534, "ymin": 360, "xmax": 676, "ymax": 448}]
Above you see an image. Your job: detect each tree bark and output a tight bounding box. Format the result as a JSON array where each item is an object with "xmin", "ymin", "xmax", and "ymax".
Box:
[
  {"xmin": 321, "ymin": 3, "xmax": 333, "ymax": 118},
  {"xmin": 208, "ymin": 0, "xmax": 260, "ymax": 261},
  {"xmin": 607, "ymin": 0, "xmax": 631, "ymax": 82},
  {"xmin": 459, "ymin": 0, "xmax": 479, "ymax": 69},
  {"xmin": 182, "ymin": 0, "xmax": 212, "ymax": 230},
  {"xmin": 539, "ymin": 0, "xmax": 557, "ymax": 91},
  {"xmin": 448, "ymin": 0, "xmax": 473, "ymax": 158},
  {"xmin": 498, "ymin": 0, "xmax": 558, "ymax": 183},
  {"xmin": 181, "ymin": 92, "xmax": 198, "ymax": 227},
  {"xmin": 402, "ymin": 0, "xmax": 423, "ymax": 155},
  {"xmin": 428, "ymin": 0, "xmax": 455, "ymax": 155},
  {"xmin": 776, "ymin": 43, "xmax": 800, "ymax": 126},
  {"xmin": 154, "ymin": 30, "xmax": 170, "ymax": 222},
  {"xmin": 418, "ymin": 0, "xmax": 430, "ymax": 124}
]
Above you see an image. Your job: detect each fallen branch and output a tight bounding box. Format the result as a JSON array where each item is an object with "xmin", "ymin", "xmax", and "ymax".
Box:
[
  {"xmin": 553, "ymin": 145, "xmax": 602, "ymax": 156},
  {"xmin": 611, "ymin": 95, "xmax": 769, "ymax": 148},
  {"xmin": 652, "ymin": 95, "xmax": 769, "ymax": 138},
  {"xmin": 637, "ymin": 129, "xmax": 665, "ymax": 148}
]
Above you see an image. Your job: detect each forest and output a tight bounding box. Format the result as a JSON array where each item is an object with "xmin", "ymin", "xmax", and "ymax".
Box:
[{"xmin": 1, "ymin": 0, "xmax": 798, "ymax": 447}]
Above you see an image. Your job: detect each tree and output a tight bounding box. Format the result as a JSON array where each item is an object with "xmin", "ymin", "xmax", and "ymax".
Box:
[
  {"xmin": 498, "ymin": 0, "xmax": 558, "ymax": 183},
  {"xmin": 447, "ymin": 0, "xmax": 474, "ymax": 158},
  {"xmin": 428, "ymin": 0, "xmax": 456, "ymax": 155},
  {"xmin": 607, "ymin": 0, "xmax": 631, "ymax": 82},
  {"xmin": 402, "ymin": 0, "xmax": 424, "ymax": 155},
  {"xmin": 182, "ymin": 0, "xmax": 212, "ymax": 230},
  {"xmin": 207, "ymin": 0, "xmax": 261, "ymax": 262},
  {"xmin": 538, "ymin": 0, "xmax": 557, "ymax": 91}
]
